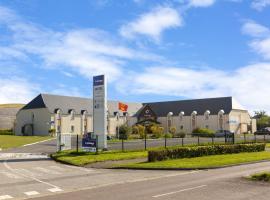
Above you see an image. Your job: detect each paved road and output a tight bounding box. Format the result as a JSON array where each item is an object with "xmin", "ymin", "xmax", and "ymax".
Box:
[
  {"xmin": 3, "ymin": 135, "xmax": 267, "ymax": 154},
  {"xmin": 1, "ymin": 155, "xmax": 270, "ymax": 200},
  {"xmin": 2, "ymin": 139, "xmax": 57, "ymax": 154}
]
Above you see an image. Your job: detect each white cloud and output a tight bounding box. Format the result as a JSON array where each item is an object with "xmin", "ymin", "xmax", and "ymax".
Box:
[
  {"xmin": 242, "ymin": 21, "xmax": 270, "ymax": 61},
  {"xmin": 119, "ymin": 63, "xmax": 270, "ymax": 112},
  {"xmin": 0, "ymin": 77, "xmax": 39, "ymax": 104},
  {"xmin": 0, "ymin": 6, "xmax": 163, "ymax": 83},
  {"xmin": 188, "ymin": 0, "xmax": 215, "ymax": 7},
  {"xmin": 250, "ymin": 38, "xmax": 270, "ymax": 60},
  {"xmin": 119, "ymin": 6, "xmax": 182, "ymax": 41},
  {"xmin": 251, "ymin": 0, "xmax": 270, "ymax": 11},
  {"xmin": 242, "ymin": 21, "xmax": 270, "ymax": 38}
]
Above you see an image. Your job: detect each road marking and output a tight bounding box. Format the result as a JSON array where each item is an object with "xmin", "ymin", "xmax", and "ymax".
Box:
[
  {"xmin": 152, "ymin": 185, "xmax": 207, "ymax": 198},
  {"xmin": 48, "ymin": 188, "xmax": 63, "ymax": 193},
  {"xmin": 22, "ymin": 138, "xmax": 55, "ymax": 147},
  {"xmin": 3, "ymin": 161, "xmax": 60, "ymax": 188},
  {"xmin": 64, "ymin": 164, "xmax": 95, "ymax": 173},
  {"xmin": 24, "ymin": 191, "xmax": 40, "ymax": 196},
  {"xmin": 0, "ymin": 195, "xmax": 13, "ymax": 200}
]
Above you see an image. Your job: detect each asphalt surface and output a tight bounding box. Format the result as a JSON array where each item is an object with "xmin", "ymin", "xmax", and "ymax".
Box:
[
  {"xmin": 2, "ymin": 135, "xmax": 268, "ymax": 154},
  {"xmin": 0, "ymin": 156, "xmax": 270, "ymax": 200},
  {"xmin": 1, "ymin": 136, "xmax": 270, "ymax": 200}
]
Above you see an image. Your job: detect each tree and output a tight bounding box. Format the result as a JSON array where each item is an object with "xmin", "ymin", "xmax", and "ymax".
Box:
[
  {"xmin": 254, "ymin": 110, "xmax": 267, "ymax": 118},
  {"xmin": 254, "ymin": 110, "xmax": 270, "ymax": 129},
  {"xmin": 119, "ymin": 125, "xmax": 131, "ymax": 140}
]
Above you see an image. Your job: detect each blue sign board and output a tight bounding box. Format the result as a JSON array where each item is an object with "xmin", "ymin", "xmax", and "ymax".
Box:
[
  {"xmin": 93, "ymin": 75, "xmax": 104, "ymax": 86},
  {"xmin": 82, "ymin": 137, "xmax": 97, "ymax": 152}
]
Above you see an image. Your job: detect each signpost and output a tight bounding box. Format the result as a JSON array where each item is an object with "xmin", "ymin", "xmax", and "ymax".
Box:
[
  {"xmin": 82, "ymin": 136, "xmax": 97, "ymax": 152},
  {"xmin": 93, "ymin": 75, "xmax": 107, "ymax": 150}
]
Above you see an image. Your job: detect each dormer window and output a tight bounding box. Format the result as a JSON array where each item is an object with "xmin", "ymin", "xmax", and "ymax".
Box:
[
  {"xmin": 179, "ymin": 111, "xmax": 184, "ymax": 121},
  {"xmin": 204, "ymin": 110, "xmax": 210, "ymax": 120},
  {"xmin": 69, "ymin": 109, "xmax": 75, "ymax": 120},
  {"xmin": 218, "ymin": 110, "xmax": 225, "ymax": 130}
]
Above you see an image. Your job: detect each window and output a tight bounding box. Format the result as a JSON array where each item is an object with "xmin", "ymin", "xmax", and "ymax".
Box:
[
  {"xmin": 204, "ymin": 110, "xmax": 210, "ymax": 120},
  {"xmin": 218, "ymin": 110, "xmax": 225, "ymax": 130},
  {"xmin": 70, "ymin": 110, "xmax": 75, "ymax": 120},
  {"xmin": 179, "ymin": 111, "xmax": 184, "ymax": 121},
  {"xmin": 180, "ymin": 125, "xmax": 184, "ymax": 130},
  {"xmin": 191, "ymin": 111, "xmax": 197, "ymax": 131},
  {"xmin": 205, "ymin": 125, "xmax": 209, "ymax": 129},
  {"xmin": 71, "ymin": 125, "xmax": 74, "ymax": 133}
]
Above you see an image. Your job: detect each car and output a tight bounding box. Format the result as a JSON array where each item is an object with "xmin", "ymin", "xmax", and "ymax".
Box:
[
  {"xmin": 107, "ymin": 135, "xmax": 112, "ymax": 140},
  {"xmin": 215, "ymin": 130, "xmax": 234, "ymax": 137},
  {"xmin": 254, "ymin": 127, "xmax": 270, "ymax": 135}
]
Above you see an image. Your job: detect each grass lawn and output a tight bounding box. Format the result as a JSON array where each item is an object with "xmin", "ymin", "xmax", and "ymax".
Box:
[
  {"xmin": 51, "ymin": 150, "xmax": 147, "ymax": 166},
  {"xmin": 250, "ymin": 172, "xmax": 270, "ymax": 182},
  {"xmin": 118, "ymin": 151, "xmax": 270, "ymax": 169},
  {"xmin": 0, "ymin": 135, "xmax": 53, "ymax": 149}
]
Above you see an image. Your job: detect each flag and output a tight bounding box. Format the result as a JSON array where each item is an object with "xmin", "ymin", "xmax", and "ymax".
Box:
[{"xmin": 118, "ymin": 102, "xmax": 128, "ymax": 112}]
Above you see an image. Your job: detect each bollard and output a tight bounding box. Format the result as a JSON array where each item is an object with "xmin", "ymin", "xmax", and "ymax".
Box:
[
  {"xmin": 181, "ymin": 138, "xmax": 184, "ymax": 146},
  {"xmin": 122, "ymin": 138, "xmax": 124, "ymax": 152},
  {"xmin": 96, "ymin": 135, "xmax": 99, "ymax": 155},
  {"xmin": 144, "ymin": 132, "xmax": 147, "ymax": 151},
  {"xmin": 76, "ymin": 134, "xmax": 79, "ymax": 152},
  {"xmin": 197, "ymin": 136, "xmax": 200, "ymax": 145},
  {"xmin": 165, "ymin": 134, "xmax": 167, "ymax": 149}
]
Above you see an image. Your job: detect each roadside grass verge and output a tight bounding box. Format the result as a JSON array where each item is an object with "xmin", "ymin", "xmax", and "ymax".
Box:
[
  {"xmin": 0, "ymin": 135, "xmax": 53, "ymax": 149},
  {"xmin": 117, "ymin": 151, "xmax": 270, "ymax": 169},
  {"xmin": 250, "ymin": 172, "xmax": 270, "ymax": 182},
  {"xmin": 51, "ymin": 150, "xmax": 148, "ymax": 166}
]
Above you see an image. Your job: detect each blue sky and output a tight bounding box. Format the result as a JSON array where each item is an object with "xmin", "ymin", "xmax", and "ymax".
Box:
[{"xmin": 0, "ymin": 0, "xmax": 270, "ymax": 113}]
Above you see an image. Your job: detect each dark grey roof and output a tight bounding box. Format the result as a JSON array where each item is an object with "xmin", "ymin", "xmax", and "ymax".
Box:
[
  {"xmin": 141, "ymin": 97, "xmax": 239, "ymax": 117},
  {"xmin": 22, "ymin": 94, "xmax": 143, "ymax": 116}
]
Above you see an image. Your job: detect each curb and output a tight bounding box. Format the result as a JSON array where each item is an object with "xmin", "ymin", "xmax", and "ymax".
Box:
[{"xmin": 113, "ymin": 159, "xmax": 270, "ymax": 171}]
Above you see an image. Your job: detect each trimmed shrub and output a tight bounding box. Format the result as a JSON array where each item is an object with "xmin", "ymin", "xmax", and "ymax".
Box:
[
  {"xmin": 148, "ymin": 143, "xmax": 266, "ymax": 162},
  {"xmin": 174, "ymin": 131, "xmax": 186, "ymax": 138},
  {"xmin": 132, "ymin": 126, "xmax": 139, "ymax": 135},
  {"xmin": 169, "ymin": 127, "xmax": 177, "ymax": 135},
  {"xmin": 128, "ymin": 134, "xmax": 141, "ymax": 140},
  {"xmin": 192, "ymin": 128, "xmax": 215, "ymax": 138},
  {"xmin": 0, "ymin": 129, "xmax": 13, "ymax": 135},
  {"xmin": 137, "ymin": 125, "xmax": 145, "ymax": 139},
  {"xmin": 151, "ymin": 125, "xmax": 164, "ymax": 138},
  {"xmin": 164, "ymin": 133, "xmax": 173, "ymax": 138}
]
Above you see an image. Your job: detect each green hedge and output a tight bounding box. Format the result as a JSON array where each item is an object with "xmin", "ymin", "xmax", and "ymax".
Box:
[
  {"xmin": 192, "ymin": 128, "xmax": 215, "ymax": 137},
  {"xmin": 148, "ymin": 143, "xmax": 266, "ymax": 162},
  {"xmin": 0, "ymin": 129, "xmax": 13, "ymax": 135}
]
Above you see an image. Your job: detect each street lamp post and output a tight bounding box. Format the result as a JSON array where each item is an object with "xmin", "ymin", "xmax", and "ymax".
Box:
[
  {"xmin": 114, "ymin": 112, "xmax": 120, "ymax": 139},
  {"xmin": 166, "ymin": 112, "xmax": 174, "ymax": 148}
]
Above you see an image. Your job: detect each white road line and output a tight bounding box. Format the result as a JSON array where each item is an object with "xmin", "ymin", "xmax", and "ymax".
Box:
[
  {"xmin": 48, "ymin": 188, "xmax": 63, "ymax": 193},
  {"xmin": 64, "ymin": 164, "xmax": 95, "ymax": 173},
  {"xmin": 3, "ymin": 161, "xmax": 60, "ymax": 189},
  {"xmin": 152, "ymin": 185, "xmax": 207, "ymax": 198},
  {"xmin": 0, "ymin": 195, "xmax": 13, "ymax": 200},
  {"xmin": 24, "ymin": 191, "xmax": 40, "ymax": 196},
  {"xmin": 22, "ymin": 138, "xmax": 55, "ymax": 147}
]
